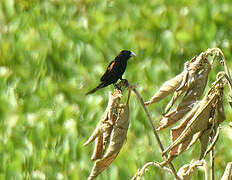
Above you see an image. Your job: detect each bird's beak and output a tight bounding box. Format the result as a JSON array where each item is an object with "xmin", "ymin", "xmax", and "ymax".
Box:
[{"xmin": 130, "ymin": 52, "xmax": 136, "ymax": 57}]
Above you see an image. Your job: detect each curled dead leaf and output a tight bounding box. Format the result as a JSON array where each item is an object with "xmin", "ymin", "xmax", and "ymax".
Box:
[
  {"xmin": 84, "ymin": 90, "xmax": 122, "ymax": 160},
  {"xmin": 199, "ymin": 128, "xmax": 211, "ymax": 159},
  {"xmin": 163, "ymin": 72, "xmax": 227, "ymax": 159},
  {"xmin": 145, "ymin": 71, "xmax": 186, "ymax": 106},
  {"xmin": 204, "ymin": 127, "xmax": 220, "ymax": 157},
  {"xmin": 162, "ymin": 86, "xmax": 217, "ymax": 156},
  {"xmin": 86, "ymin": 90, "xmax": 131, "ymax": 180},
  {"xmin": 157, "ymin": 55, "xmax": 211, "ymax": 130},
  {"xmin": 157, "ymin": 59, "xmax": 210, "ymax": 130}
]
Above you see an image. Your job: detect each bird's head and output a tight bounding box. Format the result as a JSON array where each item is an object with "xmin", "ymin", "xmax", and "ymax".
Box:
[{"xmin": 119, "ymin": 50, "xmax": 136, "ymax": 60}]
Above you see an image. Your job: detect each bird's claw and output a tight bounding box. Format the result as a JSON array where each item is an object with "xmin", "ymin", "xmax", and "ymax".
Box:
[{"xmin": 114, "ymin": 84, "xmax": 122, "ymax": 91}]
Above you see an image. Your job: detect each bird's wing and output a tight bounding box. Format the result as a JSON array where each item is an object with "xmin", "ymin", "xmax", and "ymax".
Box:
[{"xmin": 100, "ymin": 60, "xmax": 115, "ymax": 81}]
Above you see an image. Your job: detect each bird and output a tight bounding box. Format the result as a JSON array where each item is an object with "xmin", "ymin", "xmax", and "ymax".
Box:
[{"xmin": 86, "ymin": 50, "xmax": 136, "ymax": 95}]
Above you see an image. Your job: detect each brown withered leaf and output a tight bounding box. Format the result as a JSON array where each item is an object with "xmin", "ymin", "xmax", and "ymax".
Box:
[
  {"xmin": 197, "ymin": 74, "xmax": 225, "ymax": 159},
  {"xmin": 199, "ymin": 128, "xmax": 211, "ymax": 159},
  {"xmin": 157, "ymin": 55, "xmax": 211, "ymax": 130},
  {"xmin": 215, "ymin": 88, "xmax": 226, "ymax": 125},
  {"xmin": 145, "ymin": 70, "xmax": 186, "ymax": 106},
  {"xmin": 84, "ymin": 90, "xmax": 122, "ymax": 160},
  {"xmin": 167, "ymin": 105, "xmax": 199, "ymax": 157},
  {"xmin": 221, "ymin": 162, "xmax": 232, "ymax": 180},
  {"xmin": 165, "ymin": 51, "xmax": 210, "ymax": 113},
  {"xmin": 163, "ymin": 72, "xmax": 227, "ymax": 159},
  {"xmin": 162, "ymin": 90, "xmax": 217, "ymax": 156},
  {"xmin": 204, "ymin": 127, "xmax": 220, "ymax": 157},
  {"xmin": 87, "ymin": 90, "xmax": 131, "ymax": 180},
  {"xmin": 201, "ymin": 100, "xmax": 224, "ymax": 159}
]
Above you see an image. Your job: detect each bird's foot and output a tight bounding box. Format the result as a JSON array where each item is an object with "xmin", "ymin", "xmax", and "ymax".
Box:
[
  {"xmin": 114, "ymin": 84, "xmax": 122, "ymax": 91},
  {"xmin": 119, "ymin": 79, "xmax": 129, "ymax": 87}
]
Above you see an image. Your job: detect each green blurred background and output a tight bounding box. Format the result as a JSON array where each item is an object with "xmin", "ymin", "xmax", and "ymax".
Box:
[{"xmin": 0, "ymin": 0, "xmax": 232, "ymax": 179}]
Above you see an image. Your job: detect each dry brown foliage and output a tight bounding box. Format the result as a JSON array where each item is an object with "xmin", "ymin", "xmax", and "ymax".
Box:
[
  {"xmin": 85, "ymin": 48, "xmax": 232, "ymax": 180},
  {"xmin": 84, "ymin": 89, "xmax": 131, "ymax": 180},
  {"xmin": 162, "ymin": 72, "xmax": 226, "ymax": 162},
  {"xmin": 147, "ymin": 50, "xmax": 212, "ymax": 130}
]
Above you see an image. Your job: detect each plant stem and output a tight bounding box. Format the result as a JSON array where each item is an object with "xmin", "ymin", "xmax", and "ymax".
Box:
[
  {"xmin": 131, "ymin": 161, "xmax": 172, "ymax": 180},
  {"xmin": 130, "ymin": 85, "xmax": 180, "ymax": 180},
  {"xmin": 222, "ymin": 57, "xmax": 232, "ymax": 89},
  {"xmin": 210, "ymin": 149, "xmax": 215, "ymax": 180}
]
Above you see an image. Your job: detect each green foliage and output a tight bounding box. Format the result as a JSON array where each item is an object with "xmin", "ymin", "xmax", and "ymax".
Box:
[{"xmin": 0, "ymin": 0, "xmax": 231, "ymax": 179}]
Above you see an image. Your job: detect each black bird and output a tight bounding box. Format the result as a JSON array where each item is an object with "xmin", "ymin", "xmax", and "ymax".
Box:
[{"xmin": 86, "ymin": 50, "xmax": 136, "ymax": 95}]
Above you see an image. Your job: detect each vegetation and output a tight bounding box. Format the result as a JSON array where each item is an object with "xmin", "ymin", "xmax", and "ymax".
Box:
[{"xmin": 0, "ymin": 0, "xmax": 232, "ymax": 179}]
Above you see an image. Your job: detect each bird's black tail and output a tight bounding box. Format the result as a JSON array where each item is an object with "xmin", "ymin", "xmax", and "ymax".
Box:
[{"xmin": 85, "ymin": 82, "xmax": 106, "ymax": 95}]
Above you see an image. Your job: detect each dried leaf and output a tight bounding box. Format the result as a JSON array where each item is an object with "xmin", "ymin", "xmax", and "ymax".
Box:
[
  {"xmin": 222, "ymin": 162, "xmax": 232, "ymax": 180},
  {"xmin": 157, "ymin": 107, "xmax": 193, "ymax": 131},
  {"xmin": 84, "ymin": 91, "xmax": 122, "ymax": 160},
  {"xmin": 164, "ymin": 72, "xmax": 227, "ymax": 158},
  {"xmin": 199, "ymin": 74, "xmax": 225, "ymax": 158},
  {"xmin": 157, "ymin": 59, "xmax": 211, "ymax": 130},
  {"xmin": 168, "ymin": 107, "xmax": 198, "ymax": 156},
  {"xmin": 162, "ymin": 92, "xmax": 216, "ymax": 156},
  {"xmin": 199, "ymin": 128, "xmax": 211, "ymax": 159},
  {"xmin": 88, "ymin": 96, "xmax": 130, "ymax": 180},
  {"xmin": 145, "ymin": 71, "xmax": 186, "ymax": 106},
  {"xmin": 215, "ymin": 90, "xmax": 226, "ymax": 125},
  {"xmin": 91, "ymin": 135, "xmax": 104, "ymax": 161}
]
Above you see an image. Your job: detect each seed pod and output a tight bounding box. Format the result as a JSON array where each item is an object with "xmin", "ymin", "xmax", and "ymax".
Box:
[{"xmin": 88, "ymin": 94, "xmax": 130, "ymax": 180}]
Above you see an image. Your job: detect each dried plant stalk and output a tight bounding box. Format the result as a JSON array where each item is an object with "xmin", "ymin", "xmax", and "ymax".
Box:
[
  {"xmin": 204, "ymin": 127, "xmax": 220, "ymax": 157},
  {"xmin": 177, "ymin": 160, "xmax": 208, "ymax": 180},
  {"xmin": 131, "ymin": 161, "xmax": 172, "ymax": 180},
  {"xmin": 130, "ymin": 85, "xmax": 180, "ymax": 180},
  {"xmin": 86, "ymin": 90, "xmax": 131, "ymax": 180}
]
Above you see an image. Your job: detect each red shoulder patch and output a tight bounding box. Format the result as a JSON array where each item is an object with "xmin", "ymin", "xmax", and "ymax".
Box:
[{"xmin": 108, "ymin": 61, "xmax": 115, "ymax": 70}]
